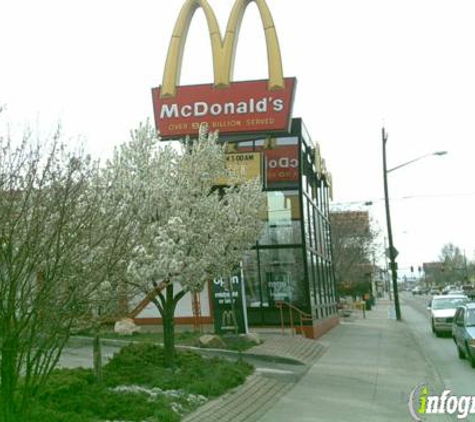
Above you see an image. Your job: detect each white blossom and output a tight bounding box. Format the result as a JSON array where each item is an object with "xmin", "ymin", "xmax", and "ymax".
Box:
[{"xmin": 110, "ymin": 122, "xmax": 266, "ymax": 297}]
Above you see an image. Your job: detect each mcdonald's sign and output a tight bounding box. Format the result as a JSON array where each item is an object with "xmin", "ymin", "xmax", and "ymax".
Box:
[
  {"xmin": 220, "ymin": 310, "xmax": 237, "ymax": 331},
  {"xmin": 152, "ymin": 0, "xmax": 296, "ymax": 139}
]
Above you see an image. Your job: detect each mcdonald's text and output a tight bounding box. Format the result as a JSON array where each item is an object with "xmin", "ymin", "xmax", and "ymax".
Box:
[{"xmin": 152, "ymin": 78, "xmax": 296, "ymax": 139}]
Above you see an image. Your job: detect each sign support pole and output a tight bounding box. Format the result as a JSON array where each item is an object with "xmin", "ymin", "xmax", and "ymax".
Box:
[{"xmin": 240, "ymin": 261, "xmax": 249, "ymax": 334}]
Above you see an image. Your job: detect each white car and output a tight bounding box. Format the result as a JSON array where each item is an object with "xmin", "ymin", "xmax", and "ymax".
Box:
[
  {"xmin": 442, "ymin": 285, "xmax": 458, "ymax": 294},
  {"xmin": 412, "ymin": 286, "xmax": 423, "ymax": 295},
  {"xmin": 428, "ymin": 294, "xmax": 469, "ymax": 337},
  {"xmin": 447, "ymin": 290, "xmax": 464, "ymax": 296}
]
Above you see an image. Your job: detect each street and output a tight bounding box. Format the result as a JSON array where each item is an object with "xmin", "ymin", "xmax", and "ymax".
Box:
[
  {"xmin": 402, "ymin": 292, "xmax": 475, "ymax": 396},
  {"xmin": 58, "ymin": 341, "xmax": 122, "ymax": 370}
]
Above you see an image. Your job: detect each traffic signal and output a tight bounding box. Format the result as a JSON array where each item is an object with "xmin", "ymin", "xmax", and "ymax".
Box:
[{"xmin": 410, "ymin": 266, "xmax": 414, "ymax": 273}]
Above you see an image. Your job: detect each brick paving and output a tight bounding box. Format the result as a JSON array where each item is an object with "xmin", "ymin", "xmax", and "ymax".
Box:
[
  {"xmin": 182, "ymin": 373, "xmax": 294, "ymax": 422},
  {"xmin": 246, "ymin": 335, "xmax": 327, "ymax": 366},
  {"xmin": 182, "ymin": 335, "xmax": 328, "ymax": 422}
]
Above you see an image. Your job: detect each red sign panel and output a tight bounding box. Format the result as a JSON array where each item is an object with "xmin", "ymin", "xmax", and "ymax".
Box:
[
  {"xmin": 152, "ymin": 78, "xmax": 296, "ymax": 139},
  {"xmin": 265, "ymin": 145, "xmax": 299, "ymax": 183}
]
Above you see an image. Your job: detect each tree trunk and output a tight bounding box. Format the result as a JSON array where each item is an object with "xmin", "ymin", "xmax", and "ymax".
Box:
[
  {"xmin": 1, "ymin": 340, "xmax": 18, "ymax": 422},
  {"xmin": 162, "ymin": 283, "xmax": 176, "ymax": 368},
  {"xmin": 151, "ymin": 283, "xmax": 188, "ymax": 370},
  {"xmin": 92, "ymin": 326, "xmax": 103, "ymax": 384}
]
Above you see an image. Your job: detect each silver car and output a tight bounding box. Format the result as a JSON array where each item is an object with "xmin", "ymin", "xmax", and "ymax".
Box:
[
  {"xmin": 452, "ymin": 303, "xmax": 475, "ymax": 368},
  {"xmin": 428, "ymin": 294, "xmax": 469, "ymax": 337}
]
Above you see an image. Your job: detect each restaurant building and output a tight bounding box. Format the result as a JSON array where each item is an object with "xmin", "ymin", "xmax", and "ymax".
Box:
[
  {"xmin": 132, "ymin": 0, "xmax": 339, "ymax": 338},
  {"xmin": 218, "ymin": 119, "xmax": 338, "ymax": 338}
]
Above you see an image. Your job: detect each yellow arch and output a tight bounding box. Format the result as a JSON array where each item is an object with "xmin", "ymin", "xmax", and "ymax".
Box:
[{"xmin": 161, "ymin": 0, "xmax": 285, "ymax": 98}]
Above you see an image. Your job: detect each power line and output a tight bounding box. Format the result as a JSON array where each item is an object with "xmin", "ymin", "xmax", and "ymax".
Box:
[
  {"xmin": 333, "ymin": 191, "xmax": 475, "ymax": 206},
  {"xmin": 400, "ymin": 191, "xmax": 475, "ymax": 200}
]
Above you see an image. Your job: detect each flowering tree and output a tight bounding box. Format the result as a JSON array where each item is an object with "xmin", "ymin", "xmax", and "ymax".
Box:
[
  {"xmin": 110, "ymin": 123, "xmax": 266, "ymax": 367},
  {"xmin": 71, "ymin": 164, "xmax": 139, "ymax": 384},
  {"xmin": 0, "ymin": 121, "xmax": 137, "ymax": 419}
]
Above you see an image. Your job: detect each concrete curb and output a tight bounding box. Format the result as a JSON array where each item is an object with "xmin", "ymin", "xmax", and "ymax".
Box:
[{"xmin": 68, "ymin": 336, "xmax": 307, "ymax": 366}]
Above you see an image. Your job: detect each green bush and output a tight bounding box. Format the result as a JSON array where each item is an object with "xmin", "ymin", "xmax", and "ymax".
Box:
[
  {"xmin": 35, "ymin": 368, "xmax": 166, "ymax": 421},
  {"xmin": 104, "ymin": 343, "xmax": 252, "ymax": 396},
  {"xmin": 221, "ymin": 334, "xmax": 259, "ymax": 351},
  {"xmin": 30, "ymin": 342, "xmax": 253, "ymax": 421}
]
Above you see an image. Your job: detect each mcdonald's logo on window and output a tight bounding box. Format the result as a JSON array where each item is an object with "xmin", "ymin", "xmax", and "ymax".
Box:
[
  {"xmin": 221, "ymin": 310, "xmax": 237, "ymax": 331},
  {"xmin": 152, "ymin": 0, "xmax": 296, "ymax": 139}
]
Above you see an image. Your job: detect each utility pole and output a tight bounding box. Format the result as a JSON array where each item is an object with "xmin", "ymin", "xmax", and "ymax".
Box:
[
  {"xmin": 383, "ymin": 237, "xmax": 391, "ymax": 300},
  {"xmin": 382, "ymin": 128, "xmax": 402, "ymax": 321},
  {"xmin": 464, "ymin": 249, "xmax": 469, "ymax": 282},
  {"xmin": 381, "ymin": 129, "xmax": 446, "ymax": 320}
]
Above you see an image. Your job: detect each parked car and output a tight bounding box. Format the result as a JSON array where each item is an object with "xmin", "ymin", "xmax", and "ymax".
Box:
[
  {"xmin": 442, "ymin": 285, "xmax": 458, "ymax": 295},
  {"xmin": 452, "ymin": 302, "xmax": 475, "ymax": 368},
  {"xmin": 461, "ymin": 284, "xmax": 475, "ymax": 299},
  {"xmin": 412, "ymin": 286, "xmax": 423, "ymax": 295},
  {"xmin": 447, "ymin": 290, "xmax": 465, "ymax": 296},
  {"xmin": 428, "ymin": 294, "xmax": 469, "ymax": 337},
  {"xmin": 430, "ymin": 287, "xmax": 441, "ymax": 296}
]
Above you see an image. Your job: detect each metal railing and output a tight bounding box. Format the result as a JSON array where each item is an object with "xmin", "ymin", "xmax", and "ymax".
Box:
[{"xmin": 275, "ymin": 301, "xmax": 313, "ymax": 338}]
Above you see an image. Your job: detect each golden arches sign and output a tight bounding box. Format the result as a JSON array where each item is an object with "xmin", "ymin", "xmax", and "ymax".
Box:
[
  {"xmin": 221, "ymin": 310, "xmax": 237, "ymax": 330},
  {"xmin": 161, "ymin": 0, "xmax": 285, "ymax": 98}
]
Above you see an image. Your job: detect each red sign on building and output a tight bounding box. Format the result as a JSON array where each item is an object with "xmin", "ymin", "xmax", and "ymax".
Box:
[
  {"xmin": 152, "ymin": 78, "xmax": 296, "ymax": 139},
  {"xmin": 265, "ymin": 145, "xmax": 299, "ymax": 184}
]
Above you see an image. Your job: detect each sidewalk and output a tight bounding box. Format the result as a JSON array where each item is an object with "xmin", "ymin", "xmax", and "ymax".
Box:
[
  {"xmin": 185, "ymin": 300, "xmax": 452, "ymax": 422},
  {"xmin": 182, "ymin": 336, "xmax": 327, "ymax": 422},
  {"xmin": 257, "ymin": 300, "xmax": 451, "ymax": 422}
]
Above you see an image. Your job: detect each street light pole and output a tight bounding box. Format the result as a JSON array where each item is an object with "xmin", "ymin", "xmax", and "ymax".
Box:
[
  {"xmin": 383, "ymin": 236, "xmax": 391, "ymax": 300},
  {"xmin": 382, "ymin": 128, "xmax": 401, "ymax": 320},
  {"xmin": 387, "ymin": 151, "xmax": 447, "ymax": 173},
  {"xmin": 382, "ymin": 128, "xmax": 447, "ymax": 321}
]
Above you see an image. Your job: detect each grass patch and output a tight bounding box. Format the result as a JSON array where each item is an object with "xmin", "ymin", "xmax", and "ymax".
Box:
[{"xmin": 30, "ymin": 343, "xmax": 253, "ymax": 421}]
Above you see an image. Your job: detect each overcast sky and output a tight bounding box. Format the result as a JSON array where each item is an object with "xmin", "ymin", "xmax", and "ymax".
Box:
[{"xmin": 1, "ymin": 0, "xmax": 475, "ymax": 274}]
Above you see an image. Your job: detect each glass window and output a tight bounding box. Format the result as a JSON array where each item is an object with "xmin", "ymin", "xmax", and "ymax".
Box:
[
  {"xmin": 237, "ymin": 140, "xmax": 254, "ymax": 151},
  {"xmin": 307, "ymin": 251, "xmax": 316, "ymax": 305},
  {"xmin": 309, "ymin": 179, "xmax": 316, "ymax": 202},
  {"xmin": 308, "ymin": 204, "xmax": 315, "ymax": 249},
  {"xmin": 242, "ymin": 250, "xmax": 261, "ymax": 308},
  {"xmin": 316, "ymin": 256, "xmax": 325, "ymax": 296},
  {"xmin": 314, "ymin": 212, "xmax": 321, "ymax": 255},
  {"xmin": 314, "ymin": 255, "xmax": 323, "ymax": 318},
  {"xmin": 466, "ymin": 309, "xmax": 475, "ymax": 327},
  {"xmin": 301, "ymin": 173, "xmax": 307, "ymax": 193},
  {"xmin": 324, "ymin": 220, "xmax": 332, "ymax": 259},
  {"xmin": 431, "ymin": 297, "xmax": 468, "ymax": 310},
  {"xmin": 276, "ymin": 137, "xmax": 298, "ymax": 146},
  {"xmin": 301, "ymin": 122, "xmax": 311, "ymax": 147},
  {"xmin": 258, "ymin": 248, "xmax": 306, "ymax": 308},
  {"xmin": 260, "ymin": 191, "xmax": 301, "ymax": 245}
]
